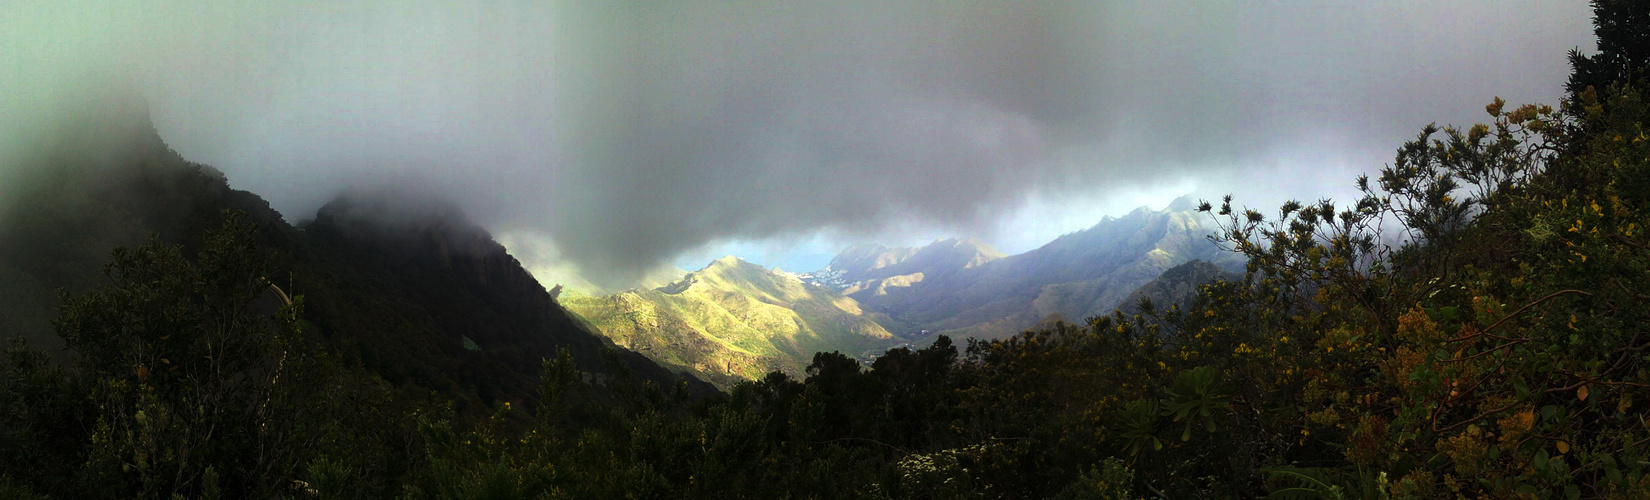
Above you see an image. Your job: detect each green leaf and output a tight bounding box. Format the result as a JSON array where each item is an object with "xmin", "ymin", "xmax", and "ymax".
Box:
[{"xmin": 1534, "ymin": 449, "xmax": 1549, "ymax": 469}]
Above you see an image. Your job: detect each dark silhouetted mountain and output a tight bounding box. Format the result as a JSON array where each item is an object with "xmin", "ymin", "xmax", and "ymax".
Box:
[
  {"xmin": 0, "ymin": 96, "xmax": 711, "ymax": 413},
  {"xmin": 0, "ymin": 93, "xmax": 287, "ymax": 356}
]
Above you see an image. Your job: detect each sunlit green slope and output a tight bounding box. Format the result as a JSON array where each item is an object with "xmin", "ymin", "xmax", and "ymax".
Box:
[{"xmin": 561, "ymin": 256, "xmax": 898, "ymax": 388}]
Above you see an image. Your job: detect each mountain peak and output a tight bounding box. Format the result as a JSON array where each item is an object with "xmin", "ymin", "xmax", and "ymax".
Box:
[
  {"xmin": 932, "ymin": 236, "xmax": 992, "ymax": 249},
  {"xmin": 1165, "ymin": 194, "xmax": 1200, "ymax": 212}
]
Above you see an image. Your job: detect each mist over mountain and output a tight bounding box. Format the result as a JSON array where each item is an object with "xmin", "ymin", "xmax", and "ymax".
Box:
[
  {"xmin": 800, "ymin": 237, "xmax": 1004, "ymax": 293},
  {"xmin": 0, "ymin": 2, "xmax": 1593, "ymax": 290},
  {"xmin": 804, "ymin": 195, "xmax": 1244, "ymax": 341},
  {"xmin": 0, "ymin": 92, "xmax": 287, "ymax": 355},
  {"xmin": 0, "ymin": 97, "xmax": 711, "ymax": 412}
]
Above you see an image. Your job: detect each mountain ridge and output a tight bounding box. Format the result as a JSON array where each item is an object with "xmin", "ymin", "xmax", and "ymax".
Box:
[
  {"xmin": 812, "ymin": 195, "xmax": 1242, "ymax": 341},
  {"xmin": 559, "ymin": 255, "xmax": 898, "ymax": 388}
]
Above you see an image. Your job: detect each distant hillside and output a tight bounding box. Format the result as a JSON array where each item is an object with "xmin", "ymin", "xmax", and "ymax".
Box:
[
  {"xmin": 0, "ymin": 97, "xmax": 710, "ymax": 412},
  {"xmin": 561, "ymin": 256, "xmax": 899, "ymax": 388},
  {"xmin": 803, "ymin": 238, "xmax": 1005, "ymax": 305},
  {"xmin": 816, "ymin": 196, "xmax": 1244, "ymax": 341},
  {"xmin": 801, "ymin": 237, "xmax": 1002, "ymax": 290}
]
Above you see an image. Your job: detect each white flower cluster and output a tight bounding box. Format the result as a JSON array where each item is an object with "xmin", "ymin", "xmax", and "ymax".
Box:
[{"xmin": 895, "ymin": 442, "xmax": 993, "ymax": 485}]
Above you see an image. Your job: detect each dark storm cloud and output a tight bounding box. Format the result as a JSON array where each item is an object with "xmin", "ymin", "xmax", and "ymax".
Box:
[
  {"xmin": 540, "ymin": 1, "xmax": 1099, "ymax": 286},
  {"xmin": 1, "ymin": 1, "xmax": 1595, "ymax": 288}
]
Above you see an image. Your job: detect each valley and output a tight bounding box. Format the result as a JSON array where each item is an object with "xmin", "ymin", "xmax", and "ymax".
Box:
[{"xmin": 555, "ymin": 197, "xmax": 1246, "ymax": 387}]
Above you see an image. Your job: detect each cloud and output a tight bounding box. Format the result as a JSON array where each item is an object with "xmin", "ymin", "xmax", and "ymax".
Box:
[{"xmin": 2, "ymin": 1, "xmax": 1596, "ymax": 289}]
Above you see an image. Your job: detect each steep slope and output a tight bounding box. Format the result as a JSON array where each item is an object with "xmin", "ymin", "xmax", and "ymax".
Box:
[
  {"xmin": 839, "ymin": 197, "xmax": 1244, "ymax": 340},
  {"xmin": 1115, "ymin": 259, "xmax": 1241, "ymax": 315},
  {"xmin": 294, "ymin": 196, "xmax": 716, "ymax": 409},
  {"xmin": 561, "ymin": 256, "xmax": 899, "ymax": 388},
  {"xmin": 0, "ymin": 97, "xmax": 711, "ymax": 413}
]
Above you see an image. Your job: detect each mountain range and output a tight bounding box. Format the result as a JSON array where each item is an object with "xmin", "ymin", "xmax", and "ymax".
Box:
[
  {"xmin": 830, "ymin": 197, "xmax": 1244, "ymax": 341},
  {"xmin": 2, "ymin": 94, "xmax": 1247, "ymax": 396},
  {"xmin": 556, "ymin": 195, "xmax": 1245, "ymax": 388}
]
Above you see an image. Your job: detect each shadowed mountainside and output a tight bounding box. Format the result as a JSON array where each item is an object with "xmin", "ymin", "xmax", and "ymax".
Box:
[{"xmin": 0, "ymin": 97, "xmax": 712, "ymax": 412}]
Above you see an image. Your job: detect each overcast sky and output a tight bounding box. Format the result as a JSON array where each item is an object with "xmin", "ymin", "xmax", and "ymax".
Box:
[{"xmin": 1, "ymin": 1, "xmax": 1596, "ymax": 290}]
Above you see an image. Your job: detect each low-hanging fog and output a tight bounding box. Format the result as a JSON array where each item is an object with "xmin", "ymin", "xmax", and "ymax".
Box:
[{"xmin": 0, "ymin": 1, "xmax": 1595, "ymax": 290}]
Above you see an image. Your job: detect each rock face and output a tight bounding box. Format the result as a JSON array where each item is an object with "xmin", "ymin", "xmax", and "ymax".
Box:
[{"xmin": 560, "ymin": 256, "xmax": 898, "ymax": 389}]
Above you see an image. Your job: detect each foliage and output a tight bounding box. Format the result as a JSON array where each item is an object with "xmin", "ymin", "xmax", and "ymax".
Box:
[{"xmin": 1, "ymin": 213, "xmax": 418, "ymax": 498}]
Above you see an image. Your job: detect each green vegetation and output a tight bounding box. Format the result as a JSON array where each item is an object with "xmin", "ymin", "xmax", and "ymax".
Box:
[
  {"xmin": 4, "ymin": 2, "xmax": 1650, "ymax": 497},
  {"xmin": 561, "ymin": 256, "xmax": 897, "ymax": 388}
]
